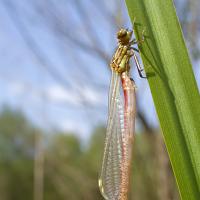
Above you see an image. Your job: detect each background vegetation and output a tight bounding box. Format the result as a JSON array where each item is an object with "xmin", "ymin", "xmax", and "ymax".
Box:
[{"xmin": 0, "ymin": 108, "xmax": 179, "ymax": 200}]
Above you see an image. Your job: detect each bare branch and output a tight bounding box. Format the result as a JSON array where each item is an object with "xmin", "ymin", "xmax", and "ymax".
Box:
[{"xmin": 2, "ymin": 0, "xmax": 72, "ymax": 88}]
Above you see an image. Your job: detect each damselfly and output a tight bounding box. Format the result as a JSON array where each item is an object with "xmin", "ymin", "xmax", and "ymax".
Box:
[{"xmin": 99, "ymin": 28, "xmax": 145, "ymax": 200}]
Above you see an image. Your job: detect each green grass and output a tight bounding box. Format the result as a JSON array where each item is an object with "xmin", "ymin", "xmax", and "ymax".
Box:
[{"xmin": 125, "ymin": 0, "xmax": 200, "ymax": 199}]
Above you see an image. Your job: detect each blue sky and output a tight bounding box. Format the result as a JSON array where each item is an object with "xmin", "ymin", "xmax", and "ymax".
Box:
[{"xmin": 0, "ymin": 0, "xmax": 199, "ymax": 141}]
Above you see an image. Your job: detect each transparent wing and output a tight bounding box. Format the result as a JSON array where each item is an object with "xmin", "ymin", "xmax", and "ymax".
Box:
[
  {"xmin": 108, "ymin": 70, "xmax": 118, "ymax": 108},
  {"xmin": 99, "ymin": 70, "xmax": 124, "ymax": 200}
]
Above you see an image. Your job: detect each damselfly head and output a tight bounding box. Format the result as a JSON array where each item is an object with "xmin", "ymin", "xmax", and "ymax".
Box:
[{"xmin": 117, "ymin": 28, "xmax": 132, "ymax": 45}]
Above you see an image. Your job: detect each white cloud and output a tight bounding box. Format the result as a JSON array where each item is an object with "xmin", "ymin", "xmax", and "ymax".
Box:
[
  {"xmin": 47, "ymin": 85, "xmax": 79, "ymax": 105},
  {"xmin": 56, "ymin": 117, "xmax": 93, "ymax": 141},
  {"xmin": 5, "ymin": 79, "xmax": 105, "ymax": 108},
  {"xmin": 79, "ymin": 87, "xmax": 103, "ymax": 105},
  {"xmin": 9, "ymin": 82, "xmax": 27, "ymax": 95},
  {"xmin": 46, "ymin": 84, "xmax": 104, "ymax": 106}
]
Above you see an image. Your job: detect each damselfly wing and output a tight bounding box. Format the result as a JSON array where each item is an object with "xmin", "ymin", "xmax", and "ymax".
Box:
[{"xmin": 99, "ymin": 69, "xmax": 136, "ymax": 200}]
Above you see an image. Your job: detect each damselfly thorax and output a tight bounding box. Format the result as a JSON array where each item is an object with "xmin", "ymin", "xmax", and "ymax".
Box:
[
  {"xmin": 110, "ymin": 28, "xmax": 145, "ymax": 77},
  {"xmin": 110, "ymin": 45, "xmax": 132, "ymax": 74}
]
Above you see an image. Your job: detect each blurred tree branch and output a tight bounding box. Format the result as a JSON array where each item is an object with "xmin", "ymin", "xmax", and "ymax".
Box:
[
  {"xmin": 175, "ymin": 0, "xmax": 200, "ymax": 59},
  {"xmin": 4, "ymin": 0, "xmax": 198, "ymax": 136},
  {"xmin": 32, "ymin": 0, "xmax": 156, "ymax": 133},
  {"xmin": 2, "ymin": 0, "xmax": 71, "ymax": 88},
  {"xmin": 2, "ymin": 0, "xmax": 106, "ymax": 115}
]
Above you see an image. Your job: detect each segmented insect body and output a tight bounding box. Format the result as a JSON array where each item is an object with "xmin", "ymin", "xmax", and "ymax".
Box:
[{"xmin": 99, "ymin": 28, "xmax": 144, "ymax": 200}]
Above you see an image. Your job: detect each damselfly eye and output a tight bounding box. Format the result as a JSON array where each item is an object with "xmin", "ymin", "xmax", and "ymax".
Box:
[{"xmin": 117, "ymin": 29, "xmax": 127, "ymax": 38}]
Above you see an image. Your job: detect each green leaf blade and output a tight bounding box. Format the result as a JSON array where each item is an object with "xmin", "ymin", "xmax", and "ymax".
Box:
[{"xmin": 125, "ymin": 0, "xmax": 200, "ymax": 199}]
